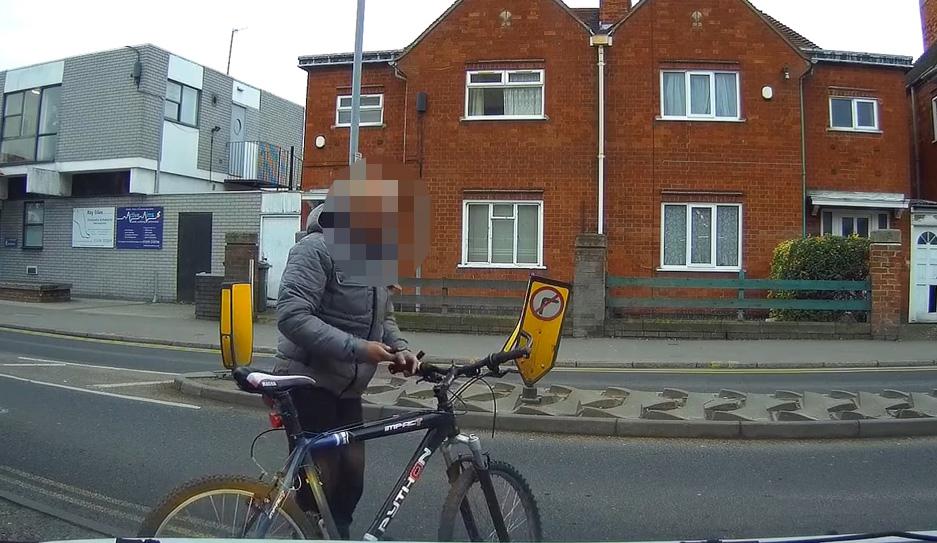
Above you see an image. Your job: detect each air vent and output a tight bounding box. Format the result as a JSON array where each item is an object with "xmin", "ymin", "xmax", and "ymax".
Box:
[{"xmin": 26, "ymin": 265, "xmax": 38, "ymax": 275}]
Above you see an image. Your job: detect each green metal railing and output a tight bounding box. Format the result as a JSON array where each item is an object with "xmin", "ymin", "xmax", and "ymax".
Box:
[{"xmin": 607, "ymin": 271, "xmax": 871, "ymax": 312}]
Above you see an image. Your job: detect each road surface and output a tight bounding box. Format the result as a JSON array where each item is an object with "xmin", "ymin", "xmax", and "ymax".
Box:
[{"xmin": 1, "ymin": 328, "xmax": 937, "ymax": 541}]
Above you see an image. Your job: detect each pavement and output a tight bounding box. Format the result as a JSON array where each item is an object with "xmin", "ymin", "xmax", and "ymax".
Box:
[
  {"xmin": 1, "ymin": 297, "xmax": 936, "ymax": 369},
  {"xmin": 4, "ymin": 332, "xmax": 937, "ymax": 541}
]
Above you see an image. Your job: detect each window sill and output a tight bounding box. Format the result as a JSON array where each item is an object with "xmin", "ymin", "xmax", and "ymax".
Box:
[
  {"xmin": 460, "ymin": 115, "xmax": 549, "ymax": 122},
  {"xmin": 656, "ymin": 266, "xmax": 741, "ymax": 273},
  {"xmin": 656, "ymin": 116, "xmax": 746, "ymax": 123},
  {"xmin": 333, "ymin": 123, "xmax": 386, "ymax": 129},
  {"xmin": 165, "ymin": 119, "xmax": 198, "ymax": 129},
  {"xmin": 458, "ymin": 263, "xmax": 547, "ymax": 270},
  {"xmin": 827, "ymin": 127, "xmax": 882, "ymax": 134},
  {"xmin": 22, "ymin": 247, "xmax": 43, "ymax": 251}
]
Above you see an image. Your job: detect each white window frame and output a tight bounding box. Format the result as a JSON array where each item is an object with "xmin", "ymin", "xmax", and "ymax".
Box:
[
  {"xmin": 659, "ymin": 70, "xmax": 741, "ymax": 121},
  {"xmin": 335, "ymin": 93, "xmax": 384, "ymax": 127},
  {"xmin": 460, "ymin": 200, "xmax": 545, "ymax": 268},
  {"xmin": 659, "ymin": 203, "xmax": 743, "ymax": 272},
  {"xmin": 820, "ymin": 209, "xmax": 889, "ymax": 237},
  {"xmin": 464, "ymin": 69, "xmax": 545, "ymax": 121},
  {"xmin": 829, "ymin": 96, "xmax": 880, "ymax": 132}
]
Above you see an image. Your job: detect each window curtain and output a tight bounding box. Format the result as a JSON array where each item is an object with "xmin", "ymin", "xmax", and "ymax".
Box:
[
  {"xmin": 663, "ymin": 205, "xmax": 687, "ymax": 266},
  {"xmin": 467, "ymin": 205, "xmax": 489, "ymax": 262},
  {"xmin": 690, "ymin": 207, "xmax": 712, "ymax": 264},
  {"xmin": 714, "ymin": 74, "xmax": 738, "ymax": 118},
  {"xmin": 467, "ymin": 88, "xmax": 486, "ymax": 117},
  {"xmin": 716, "ymin": 206, "xmax": 739, "ymax": 267},
  {"xmin": 516, "ymin": 205, "xmax": 539, "ymax": 263},
  {"xmin": 662, "ymin": 73, "xmax": 686, "ymax": 116},
  {"xmin": 491, "ymin": 219, "xmax": 514, "ymax": 263},
  {"xmin": 690, "ymin": 74, "xmax": 711, "ymax": 115},
  {"xmin": 503, "ymin": 87, "xmax": 541, "ymax": 116}
]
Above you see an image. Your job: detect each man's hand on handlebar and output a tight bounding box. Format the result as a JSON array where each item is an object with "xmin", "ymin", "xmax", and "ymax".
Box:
[{"xmin": 388, "ymin": 348, "xmax": 420, "ymax": 376}]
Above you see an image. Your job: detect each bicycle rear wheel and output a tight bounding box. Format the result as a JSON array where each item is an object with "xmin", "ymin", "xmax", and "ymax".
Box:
[
  {"xmin": 138, "ymin": 474, "xmax": 320, "ymax": 539},
  {"xmin": 438, "ymin": 460, "xmax": 542, "ymax": 542}
]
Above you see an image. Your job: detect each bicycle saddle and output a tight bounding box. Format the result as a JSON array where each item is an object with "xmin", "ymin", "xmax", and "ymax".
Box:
[{"xmin": 232, "ymin": 367, "xmax": 316, "ymax": 394}]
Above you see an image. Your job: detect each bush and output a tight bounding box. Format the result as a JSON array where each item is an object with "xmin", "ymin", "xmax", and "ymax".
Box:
[{"xmin": 769, "ymin": 235, "xmax": 871, "ymax": 322}]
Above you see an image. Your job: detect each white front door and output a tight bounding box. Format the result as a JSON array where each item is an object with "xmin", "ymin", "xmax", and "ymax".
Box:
[
  {"xmin": 260, "ymin": 215, "xmax": 301, "ymax": 305},
  {"xmin": 911, "ymin": 227, "xmax": 937, "ymax": 323}
]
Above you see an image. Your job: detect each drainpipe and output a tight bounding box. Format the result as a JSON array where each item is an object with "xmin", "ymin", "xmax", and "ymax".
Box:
[
  {"xmin": 799, "ymin": 65, "xmax": 812, "ymax": 238},
  {"xmin": 591, "ymin": 35, "xmax": 612, "ymax": 234},
  {"xmin": 911, "ymin": 85, "xmax": 922, "ymax": 200}
]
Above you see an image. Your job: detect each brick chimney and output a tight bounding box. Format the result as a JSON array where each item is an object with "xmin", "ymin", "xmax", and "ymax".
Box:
[
  {"xmin": 923, "ymin": 0, "xmax": 937, "ymax": 50},
  {"xmin": 599, "ymin": 0, "xmax": 631, "ymax": 26}
]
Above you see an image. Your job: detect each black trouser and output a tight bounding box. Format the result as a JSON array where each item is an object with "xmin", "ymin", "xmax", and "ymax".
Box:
[{"xmin": 289, "ymin": 386, "xmax": 364, "ymax": 539}]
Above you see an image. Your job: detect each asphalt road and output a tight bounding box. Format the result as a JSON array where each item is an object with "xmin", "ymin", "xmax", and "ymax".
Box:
[
  {"xmin": 2, "ymin": 327, "xmax": 937, "ymax": 394},
  {"xmin": 3, "ymin": 328, "xmax": 937, "ymax": 541}
]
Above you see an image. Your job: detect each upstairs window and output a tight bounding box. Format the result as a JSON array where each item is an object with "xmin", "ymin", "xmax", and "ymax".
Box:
[
  {"xmin": 661, "ymin": 71, "xmax": 739, "ymax": 120},
  {"xmin": 165, "ymin": 80, "xmax": 200, "ymax": 127},
  {"xmin": 335, "ymin": 94, "xmax": 383, "ymax": 127},
  {"xmin": 465, "ymin": 70, "xmax": 544, "ymax": 120},
  {"xmin": 830, "ymin": 97, "xmax": 878, "ymax": 132},
  {"xmin": 1, "ymin": 86, "xmax": 61, "ymax": 163}
]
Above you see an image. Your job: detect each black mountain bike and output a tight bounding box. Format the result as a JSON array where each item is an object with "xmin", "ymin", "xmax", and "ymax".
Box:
[{"xmin": 139, "ymin": 345, "xmax": 542, "ymax": 541}]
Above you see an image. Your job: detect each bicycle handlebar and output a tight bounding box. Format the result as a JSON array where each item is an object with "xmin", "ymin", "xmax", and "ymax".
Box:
[{"xmin": 416, "ymin": 347, "xmax": 531, "ymax": 381}]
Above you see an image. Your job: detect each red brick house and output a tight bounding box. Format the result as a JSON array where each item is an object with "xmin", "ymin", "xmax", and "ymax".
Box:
[
  {"xmin": 907, "ymin": 0, "xmax": 937, "ymax": 323},
  {"xmin": 299, "ymin": 0, "xmax": 916, "ymax": 314}
]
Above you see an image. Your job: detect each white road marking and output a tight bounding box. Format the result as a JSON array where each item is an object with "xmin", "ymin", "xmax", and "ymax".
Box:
[
  {"xmin": 0, "ymin": 464, "xmax": 149, "ymax": 513},
  {"xmin": 17, "ymin": 356, "xmax": 176, "ymax": 376},
  {"xmin": 0, "ymin": 471, "xmax": 145, "ymax": 525},
  {"xmin": 0, "ymin": 372, "xmax": 199, "ymax": 409},
  {"xmin": 0, "ymin": 362, "xmax": 67, "ymax": 367},
  {"xmin": 91, "ymin": 380, "xmax": 175, "ymax": 388}
]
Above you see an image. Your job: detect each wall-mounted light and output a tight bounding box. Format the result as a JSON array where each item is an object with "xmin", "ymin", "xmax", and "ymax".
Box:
[
  {"xmin": 314, "ymin": 135, "xmax": 326, "ymax": 149},
  {"xmin": 783, "ymin": 66, "xmax": 791, "ymax": 80}
]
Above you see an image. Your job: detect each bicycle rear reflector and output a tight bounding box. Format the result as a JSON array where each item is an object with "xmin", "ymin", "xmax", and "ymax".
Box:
[
  {"xmin": 220, "ymin": 282, "xmax": 254, "ymax": 369},
  {"xmin": 502, "ymin": 275, "xmax": 571, "ymax": 387}
]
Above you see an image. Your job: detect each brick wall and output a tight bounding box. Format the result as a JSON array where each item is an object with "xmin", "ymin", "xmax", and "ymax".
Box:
[
  {"xmin": 56, "ymin": 46, "xmax": 167, "ymax": 162},
  {"xmin": 923, "ymin": 0, "xmax": 937, "ymax": 50},
  {"xmin": 300, "ymin": 0, "xmax": 914, "ymax": 291},
  {"xmin": 258, "ymin": 91, "xmax": 305, "ymax": 161},
  {"xmin": 870, "ymin": 229, "xmax": 905, "ymax": 339},
  {"xmin": 605, "ymin": 0, "xmax": 809, "ymax": 280},
  {"xmin": 0, "ymin": 192, "xmax": 261, "ymax": 300},
  {"xmin": 804, "ymin": 63, "xmax": 912, "ymax": 195},
  {"xmin": 913, "ymin": 78, "xmax": 937, "ymax": 202},
  {"xmin": 302, "ymin": 64, "xmax": 408, "ymax": 188},
  {"xmin": 197, "ymin": 69, "xmax": 233, "ymax": 175}
]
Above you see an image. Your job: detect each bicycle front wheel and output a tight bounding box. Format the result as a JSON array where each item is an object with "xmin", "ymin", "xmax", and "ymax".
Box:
[
  {"xmin": 438, "ymin": 460, "xmax": 542, "ymax": 542},
  {"xmin": 138, "ymin": 474, "xmax": 320, "ymax": 539}
]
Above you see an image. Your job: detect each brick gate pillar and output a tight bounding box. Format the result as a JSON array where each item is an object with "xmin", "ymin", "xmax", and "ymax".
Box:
[
  {"xmin": 573, "ymin": 233, "xmax": 608, "ymax": 337},
  {"xmin": 870, "ymin": 229, "xmax": 903, "ymax": 340}
]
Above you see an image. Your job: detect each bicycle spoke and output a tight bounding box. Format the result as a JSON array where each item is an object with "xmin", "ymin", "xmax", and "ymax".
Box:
[
  {"xmin": 232, "ymin": 495, "xmax": 240, "ymax": 537},
  {"xmin": 209, "ymin": 495, "xmax": 221, "ymax": 526},
  {"xmin": 241, "ymin": 496, "xmax": 254, "ymax": 536}
]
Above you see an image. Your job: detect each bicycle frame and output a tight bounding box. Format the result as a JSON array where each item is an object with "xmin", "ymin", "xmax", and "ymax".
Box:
[{"xmin": 248, "ymin": 407, "xmax": 509, "ymax": 541}]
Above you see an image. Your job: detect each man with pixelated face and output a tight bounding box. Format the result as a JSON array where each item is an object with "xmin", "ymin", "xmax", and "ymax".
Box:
[{"xmin": 275, "ymin": 161, "xmax": 428, "ymax": 538}]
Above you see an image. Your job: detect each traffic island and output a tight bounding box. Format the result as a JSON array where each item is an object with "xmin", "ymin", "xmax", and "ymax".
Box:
[{"xmin": 174, "ymin": 372, "xmax": 937, "ymax": 439}]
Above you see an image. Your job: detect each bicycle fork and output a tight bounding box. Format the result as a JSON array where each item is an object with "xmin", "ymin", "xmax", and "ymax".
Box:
[{"xmin": 442, "ymin": 434, "xmax": 511, "ymax": 542}]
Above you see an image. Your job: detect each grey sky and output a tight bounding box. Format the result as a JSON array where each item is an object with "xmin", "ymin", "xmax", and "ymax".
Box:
[{"xmin": 0, "ymin": 1, "xmax": 925, "ymax": 107}]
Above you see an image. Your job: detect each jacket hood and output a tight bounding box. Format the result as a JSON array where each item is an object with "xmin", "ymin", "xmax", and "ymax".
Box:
[{"xmin": 306, "ymin": 203, "xmax": 325, "ymax": 234}]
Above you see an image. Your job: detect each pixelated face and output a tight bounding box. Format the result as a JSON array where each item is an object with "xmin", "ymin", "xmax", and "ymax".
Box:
[{"xmin": 319, "ymin": 160, "xmax": 430, "ymax": 287}]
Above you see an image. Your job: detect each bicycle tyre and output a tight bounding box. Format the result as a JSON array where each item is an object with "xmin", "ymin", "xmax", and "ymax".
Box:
[
  {"xmin": 138, "ymin": 474, "xmax": 320, "ymax": 539},
  {"xmin": 437, "ymin": 460, "xmax": 543, "ymax": 542}
]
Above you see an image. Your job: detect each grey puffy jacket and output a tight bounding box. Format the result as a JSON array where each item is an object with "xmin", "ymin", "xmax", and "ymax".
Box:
[{"xmin": 274, "ymin": 206, "xmax": 409, "ymax": 398}]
